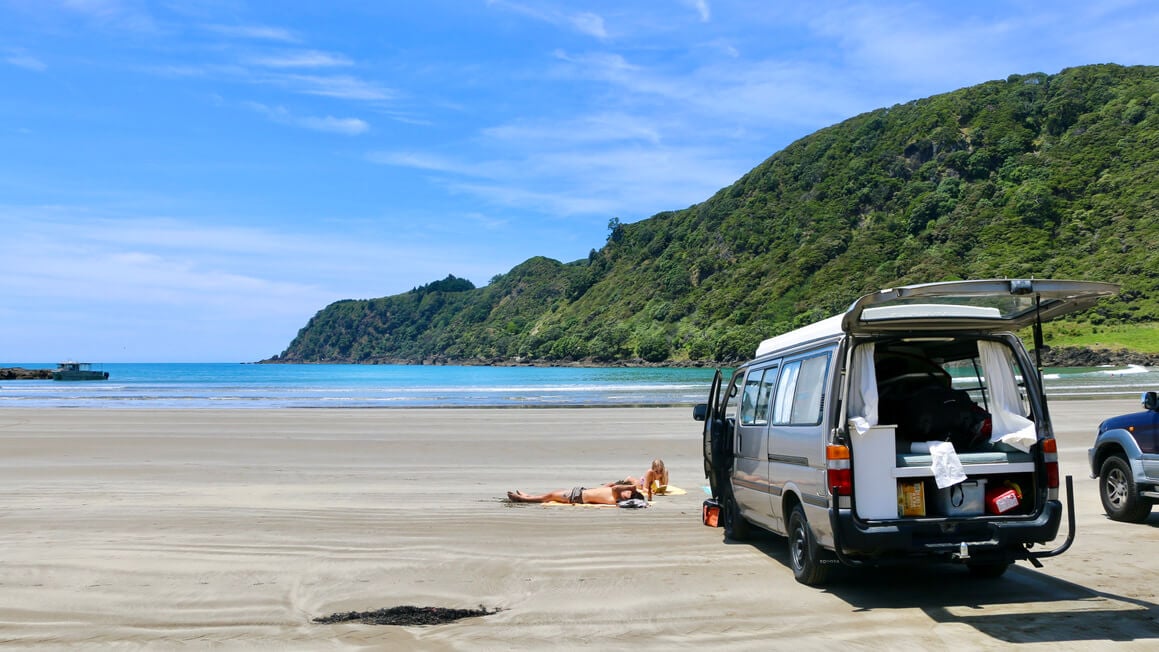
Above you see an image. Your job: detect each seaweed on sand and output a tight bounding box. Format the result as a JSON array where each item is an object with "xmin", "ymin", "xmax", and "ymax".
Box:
[{"xmin": 314, "ymin": 605, "xmax": 501, "ymax": 626}]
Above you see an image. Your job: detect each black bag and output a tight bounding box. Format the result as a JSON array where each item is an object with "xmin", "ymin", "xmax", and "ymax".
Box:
[{"xmin": 889, "ymin": 385, "xmax": 990, "ymax": 451}]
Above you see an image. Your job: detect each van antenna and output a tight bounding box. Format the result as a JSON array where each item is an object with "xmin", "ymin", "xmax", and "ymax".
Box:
[{"xmin": 1033, "ymin": 293, "xmax": 1044, "ymax": 378}]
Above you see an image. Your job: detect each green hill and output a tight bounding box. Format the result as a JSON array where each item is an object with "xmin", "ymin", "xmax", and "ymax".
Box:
[{"xmin": 269, "ymin": 63, "xmax": 1159, "ymax": 366}]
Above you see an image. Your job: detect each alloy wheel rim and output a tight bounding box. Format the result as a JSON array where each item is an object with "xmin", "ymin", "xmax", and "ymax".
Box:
[{"xmin": 1106, "ymin": 468, "xmax": 1128, "ymax": 508}]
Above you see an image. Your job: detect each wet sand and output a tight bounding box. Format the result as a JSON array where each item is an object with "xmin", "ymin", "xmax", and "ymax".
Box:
[{"xmin": 0, "ymin": 402, "xmax": 1157, "ymax": 649}]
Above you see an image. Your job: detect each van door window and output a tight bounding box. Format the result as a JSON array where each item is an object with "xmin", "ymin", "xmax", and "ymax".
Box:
[
  {"xmin": 740, "ymin": 372, "xmax": 762, "ymax": 425},
  {"xmin": 740, "ymin": 367, "xmax": 778, "ymax": 426}
]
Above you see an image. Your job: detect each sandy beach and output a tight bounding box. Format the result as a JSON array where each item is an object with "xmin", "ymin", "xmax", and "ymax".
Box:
[{"xmin": 1, "ymin": 401, "xmax": 1157, "ymax": 650}]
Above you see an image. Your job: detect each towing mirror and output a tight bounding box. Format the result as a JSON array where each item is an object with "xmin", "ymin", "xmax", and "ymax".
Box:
[
  {"xmin": 692, "ymin": 403, "xmax": 708, "ymax": 421},
  {"xmin": 1143, "ymin": 391, "xmax": 1159, "ymax": 411}
]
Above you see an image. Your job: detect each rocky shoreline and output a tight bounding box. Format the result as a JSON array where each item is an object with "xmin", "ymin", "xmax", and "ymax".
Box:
[
  {"xmin": 263, "ymin": 346, "xmax": 1158, "ymax": 369},
  {"xmin": 1036, "ymin": 346, "xmax": 1159, "ymax": 368},
  {"xmin": 0, "ymin": 367, "xmax": 53, "ymax": 380}
]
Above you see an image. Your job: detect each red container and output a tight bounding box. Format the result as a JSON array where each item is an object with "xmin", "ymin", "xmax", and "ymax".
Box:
[
  {"xmin": 986, "ymin": 485, "xmax": 1020, "ymax": 514},
  {"xmin": 702, "ymin": 499, "xmax": 720, "ymax": 527}
]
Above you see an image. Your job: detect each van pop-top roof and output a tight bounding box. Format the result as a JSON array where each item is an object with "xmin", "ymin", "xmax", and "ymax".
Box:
[{"xmin": 754, "ymin": 279, "xmax": 1118, "ymax": 358}]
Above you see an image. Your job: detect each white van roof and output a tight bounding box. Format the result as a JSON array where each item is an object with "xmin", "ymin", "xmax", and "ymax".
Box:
[{"xmin": 754, "ymin": 279, "xmax": 1118, "ymax": 358}]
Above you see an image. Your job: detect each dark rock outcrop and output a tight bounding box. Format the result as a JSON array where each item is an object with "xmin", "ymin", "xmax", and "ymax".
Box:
[
  {"xmin": 1036, "ymin": 347, "xmax": 1159, "ymax": 368},
  {"xmin": 0, "ymin": 367, "xmax": 52, "ymax": 380}
]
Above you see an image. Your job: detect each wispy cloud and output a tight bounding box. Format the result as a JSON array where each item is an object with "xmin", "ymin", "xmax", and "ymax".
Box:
[
  {"xmin": 3, "ymin": 50, "xmax": 46, "ymax": 71},
  {"xmin": 366, "ymin": 150, "xmax": 506, "ymax": 179},
  {"xmin": 55, "ymin": 0, "xmax": 159, "ymax": 32},
  {"xmin": 243, "ymin": 101, "xmax": 369, "ymax": 135},
  {"xmin": 483, "ymin": 113, "xmax": 663, "ymax": 146},
  {"xmin": 275, "ymin": 73, "xmax": 394, "ymax": 101},
  {"xmin": 489, "ymin": 0, "xmax": 611, "ymax": 39},
  {"xmin": 203, "ymin": 23, "xmax": 298, "ymax": 42},
  {"xmin": 246, "ymin": 50, "xmax": 353, "ymax": 69},
  {"xmin": 569, "ymin": 12, "xmax": 607, "ymax": 39},
  {"xmin": 683, "ymin": 0, "xmax": 711, "ymax": 22}
]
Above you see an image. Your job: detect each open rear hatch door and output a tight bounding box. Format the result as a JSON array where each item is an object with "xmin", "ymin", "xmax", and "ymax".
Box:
[{"xmin": 841, "ymin": 279, "xmax": 1119, "ymax": 335}]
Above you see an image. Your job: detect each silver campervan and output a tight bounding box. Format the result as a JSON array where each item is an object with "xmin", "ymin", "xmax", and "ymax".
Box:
[{"xmin": 694, "ymin": 279, "xmax": 1118, "ymax": 585}]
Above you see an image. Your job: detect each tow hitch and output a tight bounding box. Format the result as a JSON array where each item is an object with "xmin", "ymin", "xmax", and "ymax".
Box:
[{"xmin": 1026, "ymin": 475, "xmax": 1077, "ymax": 566}]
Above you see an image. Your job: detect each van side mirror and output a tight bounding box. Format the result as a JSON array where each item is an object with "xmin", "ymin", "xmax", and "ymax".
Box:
[
  {"xmin": 1143, "ymin": 391, "xmax": 1159, "ymax": 411},
  {"xmin": 693, "ymin": 403, "xmax": 708, "ymax": 421}
]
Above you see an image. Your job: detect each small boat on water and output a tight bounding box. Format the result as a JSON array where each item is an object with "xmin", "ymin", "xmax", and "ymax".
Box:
[{"xmin": 52, "ymin": 361, "xmax": 109, "ymax": 381}]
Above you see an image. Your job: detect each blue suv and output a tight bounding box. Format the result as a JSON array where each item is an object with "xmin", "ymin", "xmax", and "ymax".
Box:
[{"xmin": 1089, "ymin": 392, "xmax": 1159, "ymax": 522}]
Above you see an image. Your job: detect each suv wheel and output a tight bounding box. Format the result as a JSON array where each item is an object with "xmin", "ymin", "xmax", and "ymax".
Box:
[
  {"xmin": 1100, "ymin": 455, "xmax": 1153, "ymax": 523},
  {"xmin": 788, "ymin": 504, "xmax": 831, "ymax": 586}
]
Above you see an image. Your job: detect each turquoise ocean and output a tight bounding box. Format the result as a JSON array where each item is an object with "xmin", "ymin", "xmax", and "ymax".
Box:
[{"xmin": 1, "ymin": 362, "xmax": 1156, "ymax": 409}]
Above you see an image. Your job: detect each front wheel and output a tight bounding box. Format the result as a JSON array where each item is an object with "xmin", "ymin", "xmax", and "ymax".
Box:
[
  {"xmin": 722, "ymin": 489, "xmax": 752, "ymax": 541},
  {"xmin": 1100, "ymin": 455, "xmax": 1152, "ymax": 523},
  {"xmin": 788, "ymin": 504, "xmax": 831, "ymax": 586}
]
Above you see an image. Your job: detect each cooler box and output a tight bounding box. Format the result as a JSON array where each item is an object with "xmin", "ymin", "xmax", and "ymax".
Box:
[{"xmin": 935, "ymin": 479, "xmax": 986, "ymax": 516}]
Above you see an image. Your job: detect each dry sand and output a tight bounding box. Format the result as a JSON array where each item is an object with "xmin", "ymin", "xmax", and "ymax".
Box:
[{"xmin": 0, "ymin": 402, "xmax": 1157, "ymax": 650}]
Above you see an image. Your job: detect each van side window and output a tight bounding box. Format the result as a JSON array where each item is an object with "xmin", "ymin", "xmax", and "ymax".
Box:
[{"xmin": 772, "ymin": 354, "xmax": 830, "ymax": 426}]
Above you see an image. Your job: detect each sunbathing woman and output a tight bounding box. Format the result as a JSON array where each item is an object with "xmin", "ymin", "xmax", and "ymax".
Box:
[
  {"xmin": 507, "ymin": 484, "xmax": 643, "ymax": 505},
  {"xmin": 604, "ymin": 459, "xmax": 669, "ymax": 500}
]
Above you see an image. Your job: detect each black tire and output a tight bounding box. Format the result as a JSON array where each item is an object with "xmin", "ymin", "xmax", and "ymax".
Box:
[
  {"xmin": 966, "ymin": 561, "xmax": 1011, "ymax": 579},
  {"xmin": 1100, "ymin": 455, "xmax": 1153, "ymax": 523},
  {"xmin": 722, "ymin": 489, "xmax": 752, "ymax": 541},
  {"xmin": 788, "ymin": 504, "xmax": 830, "ymax": 586}
]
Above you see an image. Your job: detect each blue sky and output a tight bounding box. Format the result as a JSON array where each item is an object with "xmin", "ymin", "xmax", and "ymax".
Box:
[{"xmin": 2, "ymin": 1, "xmax": 1157, "ymax": 362}]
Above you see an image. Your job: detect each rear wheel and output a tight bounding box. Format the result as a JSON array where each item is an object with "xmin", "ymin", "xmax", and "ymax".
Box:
[
  {"xmin": 788, "ymin": 504, "xmax": 831, "ymax": 586},
  {"xmin": 1100, "ymin": 455, "xmax": 1153, "ymax": 523}
]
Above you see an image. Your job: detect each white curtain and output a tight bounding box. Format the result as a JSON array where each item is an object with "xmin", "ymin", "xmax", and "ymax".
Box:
[
  {"xmin": 847, "ymin": 343, "xmax": 877, "ymax": 435},
  {"xmin": 977, "ymin": 340, "xmax": 1037, "ymax": 451}
]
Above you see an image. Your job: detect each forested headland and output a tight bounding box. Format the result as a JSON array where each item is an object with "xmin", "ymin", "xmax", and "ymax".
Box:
[{"xmin": 267, "ymin": 64, "xmax": 1159, "ymax": 366}]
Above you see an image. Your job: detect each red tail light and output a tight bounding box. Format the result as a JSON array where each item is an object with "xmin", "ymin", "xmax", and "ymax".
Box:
[
  {"xmin": 1042, "ymin": 438, "xmax": 1059, "ymax": 489},
  {"xmin": 827, "ymin": 444, "xmax": 851, "ymax": 496}
]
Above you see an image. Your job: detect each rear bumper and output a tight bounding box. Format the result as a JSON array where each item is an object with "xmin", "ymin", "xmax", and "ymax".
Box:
[{"xmin": 833, "ymin": 500, "xmax": 1062, "ymax": 562}]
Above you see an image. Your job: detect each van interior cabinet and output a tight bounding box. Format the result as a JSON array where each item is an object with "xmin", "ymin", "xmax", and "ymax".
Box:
[{"xmin": 851, "ymin": 424, "xmax": 899, "ymax": 519}]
